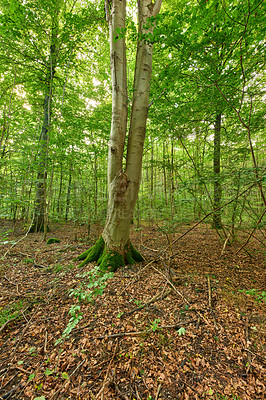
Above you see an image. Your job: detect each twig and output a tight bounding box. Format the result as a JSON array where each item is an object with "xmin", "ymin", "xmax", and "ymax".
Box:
[
  {"xmin": 2, "ymin": 215, "xmax": 34, "ymax": 258},
  {"xmin": 0, "ymin": 305, "xmax": 31, "ymax": 333},
  {"xmin": 11, "ymin": 306, "xmax": 40, "ymax": 360},
  {"xmin": 245, "ymin": 316, "xmax": 252, "ymax": 375},
  {"xmin": 97, "ymin": 320, "xmax": 194, "ymax": 340},
  {"xmin": 0, "ymin": 318, "xmax": 16, "ymax": 333},
  {"xmin": 155, "ymin": 383, "xmax": 162, "ymax": 400},
  {"xmin": 151, "ymin": 265, "xmax": 210, "ymax": 326},
  {"xmin": 0, "ymin": 383, "xmax": 24, "ymax": 400},
  {"xmin": 123, "ymin": 287, "xmax": 171, "ymax": 317},
  {"xmin": 220, "ymin": 231, "xmax": 231, "ymax": 257},
  {"xmin": 44, "ymin": 330, "xmax": 48, "ymax": 356},
  {"xmin": 96, "ymin": 340, "xmax": 119, "ymax": 399},
  {"xmin": 0, "ymin": 372, "xmax": 19, "ymax": 390},
  {"xmin": 111, "ymin": 370, "xmax": 129, "ymax": 400},
  {"xmin": 236, "ymin": 208, "xmax": 266, "ymax": 255},
  {"xmin": 50, "ymin": 359, "xmax": 85, "ymax": 399},
  {"xmin": 207, "ymin": 275, "xmax": 212, "ymax": 308},
  {"xmin": 207, "ymin": 275, "xmax": 219, "ymax": 330}
]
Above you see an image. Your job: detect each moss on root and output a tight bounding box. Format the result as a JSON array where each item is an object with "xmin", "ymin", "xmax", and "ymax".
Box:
[
  {"xmin": 77, "ymin": 236, "xmax": 105, "ymax": 268},
  {"xmin": 77, "ymin": 236, "xmax": 144, "ymax": 272}
]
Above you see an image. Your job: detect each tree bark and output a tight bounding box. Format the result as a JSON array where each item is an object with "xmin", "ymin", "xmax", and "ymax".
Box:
[
  {"xmin": 30, "ymin": 3, "xmax": 60, "ymax": 232},
  {"xmin": 212, "ymin": 113, "xmax": 222, "ymax": 229},
  {"xmin": 78, "ymin": 0, "xmax": 163, "ymax": 271}
]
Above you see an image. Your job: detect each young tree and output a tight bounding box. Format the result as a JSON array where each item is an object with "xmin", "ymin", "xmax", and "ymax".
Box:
[{"xmin": 78, "ymin": 0, "xmax": 163, "ymax": 271}]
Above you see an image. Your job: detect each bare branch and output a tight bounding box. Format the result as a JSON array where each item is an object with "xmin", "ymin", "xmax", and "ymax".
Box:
[{"xmin": 152, "ymin": 0, "xmax": 163, "ymax": 16}]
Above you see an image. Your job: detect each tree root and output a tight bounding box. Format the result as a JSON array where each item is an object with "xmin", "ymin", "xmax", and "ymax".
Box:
[{"xmin": 77, "ymin": 236, "xmax": 144, "ymax": 272}]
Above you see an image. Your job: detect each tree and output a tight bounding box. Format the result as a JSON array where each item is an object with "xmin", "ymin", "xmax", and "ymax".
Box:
[
  {"xmin": 78, "ymin": 0, "xmax": 163, "ymax": 271},
  {"xmin": 30, "ymin": 2, "xmax": 60, "ymax": 232}
]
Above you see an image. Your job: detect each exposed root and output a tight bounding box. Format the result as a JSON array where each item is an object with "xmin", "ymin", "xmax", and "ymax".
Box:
[{"xmin": 77, "ymin": 236, "xmax": 144, "ymax": 272}]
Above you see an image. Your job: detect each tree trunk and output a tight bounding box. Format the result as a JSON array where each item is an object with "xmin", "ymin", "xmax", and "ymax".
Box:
[
  {"xmin": 212, "ymin": 113, "xmax": 223, "ymax": 229},
  {"xmin": 78, "ymin": 0, "xmax": 163, "ymax": 271},
  {"xmin": 65, "ymin": 164, "xmax": 72, "ymax": 221},
  {"xmin": 30, "ymin": 94, "xmax": 49, "ymax": 232},
  {"xmin": 30, "ymin": 3, "xmax": 60, "ymax": 232}
]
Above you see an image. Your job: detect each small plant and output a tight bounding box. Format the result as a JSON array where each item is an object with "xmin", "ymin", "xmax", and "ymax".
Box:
[
  {"xmin": 0, "ymin": 300, "xmax": 25, "ymax": 327},
  {"xmin": 44, "ymin": 368, "xmax": 54, "ymax": 377},
  {"xmin": 0, "ymin": 229, "xmax": 15, "ymax": 244},
  {"xmin": 129, "ymin": 298, "xmax": 143, "ymax": 307},
  {"xmin": 117, "ymin": 311, "xmax": 124, "ymax": 318},
  {"xmin": 69, "ymin": 266, "xmax": 113, "ymax": 303},
  {"xmin": 177, "ymin": 327, "xmax": 186, "ymax": 336},
  {"xmin": 56, "ymin": 266, "xmax": 113, "ymax": 346},
  {"xmin": 23, "ymin": 258, "xmax": 34, "ymax": 264},
  {"xmin": 47, "ymin": 238, "xmax": 61, "ymax": 244},
  {"xmin": 180, "ymin": 304, "xmax": 189, "ymax": 315},
  {"xmin": 150, "ymin": 318, "xmax": 161, "ymax": 332},
  {"xmin": 239, "ymin": 288, "xmax": 266, "ymax": 304},
  {"xmin": 55, "ymin": 305, "xmax": 83, "ymax": 345}
]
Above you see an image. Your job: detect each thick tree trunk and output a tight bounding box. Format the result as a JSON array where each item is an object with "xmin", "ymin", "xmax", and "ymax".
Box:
[
  {"xmin": 212, "ymin": 113, "xmax": 222, "ymax": 229},
  {"xmin": 78, "ymin": 0, "xmax": 162, "ymax": 271}
]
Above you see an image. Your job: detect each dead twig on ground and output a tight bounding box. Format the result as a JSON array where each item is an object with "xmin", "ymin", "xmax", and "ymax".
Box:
[
  {"xmin": 44, "ymin": 330, "xmax": 48, "ymax": 356},
  {"xmin": 11, "ymin": 305, "xmax": 40, "ymax": 360},
  {"xmin": 0, "ymin": 318, "xmax": 17, "ymax": 334},
  {"xmin": 151, "ymin": 265, "xmax": 211, "ymax": 326},
  {"xmin": 207, "ymin": 275, "xmax": 219, "ymax": 330},
  {"xmin": 97, "ymin": 320, "xmax": 194, "ymax": 340},
  {"xmin": 96, "ymin": 340, "xmax": 119, "ymax": 400},
  {"xmin": 155, "ymin": 382, "xmax": 162, "ymax": 400},
  {"xmin": 220, "ymin": 231, "xmax": 231, "ymax": 257},
  {"xmin": 2, "ymin": 216, "xmax": 34, "ymax": 259},
  {"xmin": 0, "ymin": 383, "xmax": 24, "ymax": 400},
  {"xmin": 122, "ymin": 286, "xmax": 171, "ymax": 317},
  {"xmin": 50, "ymin": 359, "xmax": 86, "ymax": 399}
]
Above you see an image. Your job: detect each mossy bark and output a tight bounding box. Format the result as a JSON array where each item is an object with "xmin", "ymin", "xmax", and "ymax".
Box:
[{"xmin": 77, "ymin": 236, "xmax": 144, "ymax": 272}]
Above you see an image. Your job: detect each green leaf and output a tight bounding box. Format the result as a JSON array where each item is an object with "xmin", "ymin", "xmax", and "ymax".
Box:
[
  {"xmin": 28, "ymin": 373, "xmax": 35, "ymax": 382},
  {"xmin": 44, "ymin": 368, "xmax": 54, "ymax": 376},
  {"xmin": 177, "ymin": 327, "xmax": 186, "ymax": 336},
  {"xmin": 61, "ymin": 372, "xmax": 69, "ymax": 379}
]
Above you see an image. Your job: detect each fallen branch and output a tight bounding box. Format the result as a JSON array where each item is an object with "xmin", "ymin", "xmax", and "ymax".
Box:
[
  {"xmin": 0, "ymin": 384, "xmax": 24, "ymax": 400},
  {"xmin": 151, "ymin": 265, "xmax": 210, "ymax": 326},
  {"xmin": 220, "ymin": 231, "xmax": 231, "ymax": 257},
  {"xmin": 119, "ymin": 183, "xmax": 256, "ymax": 297},
  {"xmin": 2, "ymin": 215, "xmax": 34, "ymax": 259},
  {"xmin": 0, "ymin": 318, "xmax": 17, "ymax": 334},
  {"xmin": 97, "ymin": 320, "xmax": 194, "ymax": 340},
  {"xmin": 122, "ymin": 286, "xmax": 172, "ymax": 317}
]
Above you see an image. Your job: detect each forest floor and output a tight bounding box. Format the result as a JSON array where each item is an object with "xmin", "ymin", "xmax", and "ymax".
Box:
[{"xmin": 0, "ymin": 220, "xmax": 265, "ymax": 400}]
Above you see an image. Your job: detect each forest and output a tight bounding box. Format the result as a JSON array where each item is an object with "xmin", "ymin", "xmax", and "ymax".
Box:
[{"xmin": 0, "ymin": 0, "xmax": 265, "ymax": 399}]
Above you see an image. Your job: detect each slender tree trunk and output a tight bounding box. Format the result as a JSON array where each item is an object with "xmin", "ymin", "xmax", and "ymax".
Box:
[
  {"xmin": 65, "ymin": 165, "xmax": 72, "ymax": 221},
  {"xmin": 163, "ymin": 141, "xmax": 168, "ymax": 206},
  {"xmin": 30, "ymin": 3, "xmax": 60, "ymax": 232},
  {"xmin": 57, "ymin": 162, "xmax": 63, "ymax": 215},
  {"xmin": 30, "ymin": 94, "xmax": 49, "ymax": 232},
  {"xmin": 78, "ymin": 0, "xmax": 163, "ymax": 271},
  {"xmin": 212, "ymin": 113, "xmax": 222, "ymax": 229}
]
